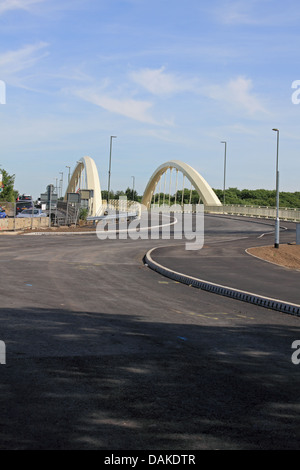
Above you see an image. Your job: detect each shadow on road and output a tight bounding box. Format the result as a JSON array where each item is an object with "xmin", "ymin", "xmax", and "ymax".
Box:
[{"xmin": 0, "ymin": 306, "xmax": 300, "ymax": 450}]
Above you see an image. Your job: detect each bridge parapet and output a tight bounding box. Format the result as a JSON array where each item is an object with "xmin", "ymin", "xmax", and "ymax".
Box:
[{"xmin": 205, "ymin": 204, "xmax": 300, "ymax": 221}]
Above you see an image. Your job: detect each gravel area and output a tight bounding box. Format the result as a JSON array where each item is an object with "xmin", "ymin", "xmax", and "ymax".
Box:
[{"xmin": 247, "ymin": 244, "xmax": 300, "ymax": 270}]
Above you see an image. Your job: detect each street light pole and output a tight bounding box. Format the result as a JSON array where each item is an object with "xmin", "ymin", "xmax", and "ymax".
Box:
[
  {"xmin": 66, "ymin": 166, "xmax": 71, "ymax": 185},
  {"xmin": 108, "ymin": 136, "xmax": 117, "ymax": 203},
  {"xmin": 221, "ymin": 141, "xmax": 227, "ymax": 205},
  {"xmin": 59, "ymin": 171, "xmax": 63, "ymax": 199},
  {"xmin": 272, "ymin": 128, "xmax": 280, "ymax": 248},
  {"xmin": 131, "ymin": 176, "xmax": 135, "ymax": 201}
]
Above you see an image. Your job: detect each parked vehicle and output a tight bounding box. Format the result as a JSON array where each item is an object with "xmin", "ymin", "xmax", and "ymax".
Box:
[
  {"xmin": 17, "ymin": 194, "xmax": 32, "ymax": 201},
  {"xmin": 16, "ymin": 201, "xmax": 34, "ymax": 215},
  {"xmin": 0, "ymin": 206, "xmax": 6, "ymax": 218},
  {"xmin": 16, "ymin": 209, "xmax": 47, "ymax": 218}
]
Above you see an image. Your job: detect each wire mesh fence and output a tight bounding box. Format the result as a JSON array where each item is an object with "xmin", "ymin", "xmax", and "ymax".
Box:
[{"xmin": 0, "ymin": 199, "xmax": 81, "ymax": 231}]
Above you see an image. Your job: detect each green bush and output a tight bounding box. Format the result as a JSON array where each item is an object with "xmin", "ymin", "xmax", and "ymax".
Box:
[{"xmin": 79, "ymin": 207, "xmax": 89, "ymax": 220}]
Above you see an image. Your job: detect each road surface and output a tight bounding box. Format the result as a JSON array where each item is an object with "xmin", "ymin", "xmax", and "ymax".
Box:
[{"xmin": 0, "ymin": 214, "xmax": 299, "ymax": 450}]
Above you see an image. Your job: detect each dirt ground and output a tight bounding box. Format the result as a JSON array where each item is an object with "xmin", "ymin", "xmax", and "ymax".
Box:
[
  {"xmin": 22, "ymin": 222, "xmax": 97, "ymax": 233},
  {"xmin": 247, "ymin": 244, "xmax": 300, "ymax": 270}
]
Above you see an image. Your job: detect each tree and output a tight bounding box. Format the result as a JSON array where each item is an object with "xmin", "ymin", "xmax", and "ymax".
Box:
[
  {"xmin": 125, "ymin": 187, "xmax": 138, "ymax": 201},
  {"xmin": 0, "ymin": 168, "xmax": 18, "ymax": 202}
]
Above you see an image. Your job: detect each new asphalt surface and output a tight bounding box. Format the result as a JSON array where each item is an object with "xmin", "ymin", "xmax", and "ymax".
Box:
[
  {"xmin": 148, "ymin": 214, "xmax": 300, "ymax": 307},
  {"xmin": 0, "ymin": 214, "xmax": 300, "ymax": 451}
]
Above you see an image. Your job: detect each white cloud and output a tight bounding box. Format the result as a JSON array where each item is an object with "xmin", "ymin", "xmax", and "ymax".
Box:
[
  {"xmin": 204, "ymin": 76, "xmax": 268, "ymax": 115},
  {"xmin": 130, "ymin": 66, "xmax": 198, "ymax": 96},
  {"xmin": 212, "ymin": 0, "xmax": 268, "ymax": 25},
  {"xmin": 74, "ymin": 88, "xmax": 158, "ymax": 124},
  {"xmin": 0, "ymin": 42, "xmax": 49, "ymax": 80},
  {"xmin": 211, "ymin": 0, "xmax": 299, "ymax": 27},
  {"xmin": 0, "ymin": 0, "xmax": 45, "ymax": 14}
]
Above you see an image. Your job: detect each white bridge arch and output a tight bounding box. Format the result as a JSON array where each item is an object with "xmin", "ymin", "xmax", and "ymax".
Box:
[
  {"xmin": 64, "ymin": 157, "xmax": 221, "ymax": 216},
  {"xmin": 141, "ymin": 160, "xmax": 222, "ymax": 209},
  {"xmin": 64, "ymin": 156, "xmax": 102, "ymax": 216}
]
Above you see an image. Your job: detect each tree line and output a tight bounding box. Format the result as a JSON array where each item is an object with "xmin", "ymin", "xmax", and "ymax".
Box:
[
  {"xmin": 213, "ymin": 187, "xmax": 300, "ymax": 208},
  {"xmin": 104, "ymin": 187, "xmax": 300, "ymax": 209},
  {"xmin": 1, "ymin": 166, "xmax": 299, "ymax": 209}
]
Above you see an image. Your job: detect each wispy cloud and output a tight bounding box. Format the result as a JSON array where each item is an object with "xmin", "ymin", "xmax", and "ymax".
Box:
[
  {"xmin": 130, "ymin": 66, "xmax": 198, "ymax": 96},
  {"xmin": 0, "ymin": 0, "xmax": 45, "ymax": 14},
  {"xmin": 211, "ymin": 0, "xmax": 300, "ymax": 27},
  {"xmin": 204, "ymin": 76, "xmax": 268, "ymax": 116},
  {"xmin": 74, "ymin": 87, "xmax": 158, "ymax": 124},
  {"xmin": 212, "ymin": 0, "xmax": 269, "ymax": 25},
  {"xmin": 0, "ymin": 42, "xmax": 49, "ymax": 80}
]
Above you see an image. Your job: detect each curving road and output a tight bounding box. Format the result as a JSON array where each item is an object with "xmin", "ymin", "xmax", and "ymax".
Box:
[{"xmin": 0, "ymin": 214, "xmax": 300, "ymax": 450}]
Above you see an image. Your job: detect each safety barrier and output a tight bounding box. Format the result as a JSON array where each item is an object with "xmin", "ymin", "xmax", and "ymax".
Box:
[{"xmin": 205, "ymin": 204, "xmax": 300, "ymax": 221}]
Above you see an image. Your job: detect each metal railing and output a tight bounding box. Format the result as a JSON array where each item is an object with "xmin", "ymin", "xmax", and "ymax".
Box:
[
  {"xmin": 204, "ymin": 204, "xmax": 300, "ymax": 221},
  {"xmin": 149, "ymin": 202, "xmax": 300, "ymax": 221}
]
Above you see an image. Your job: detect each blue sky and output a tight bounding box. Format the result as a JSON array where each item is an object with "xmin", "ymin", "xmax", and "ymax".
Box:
[{"xmin": 0, "ymin": 0, "xmax": 300, "ymax": 198}]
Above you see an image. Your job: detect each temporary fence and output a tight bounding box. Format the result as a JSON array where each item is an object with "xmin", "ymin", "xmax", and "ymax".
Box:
[
  {"xmin": 0, "ymin": 201, "xmax": 48, "ymax": 231},
  {"xmin": 0, "ymin": 200, "xmax": 81, "ymax": 232}
]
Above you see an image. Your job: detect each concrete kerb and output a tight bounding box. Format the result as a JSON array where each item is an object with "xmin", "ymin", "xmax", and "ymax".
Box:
[{"xmin": 144, "ymin": 246, "xmax": 300, "ymax": 317}]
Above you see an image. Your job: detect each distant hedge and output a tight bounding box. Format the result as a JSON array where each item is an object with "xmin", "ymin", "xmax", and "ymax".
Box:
[
  {"xmin": 213, "ymin": 188, "xmax": 300, "ymax": 208},
  {"xmin": 102, "ymin": 187, "xmax": 300, "ymax": 208}
]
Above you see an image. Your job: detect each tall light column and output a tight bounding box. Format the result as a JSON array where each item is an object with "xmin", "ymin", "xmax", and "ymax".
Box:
[
  {"xmin": 108, "ymin": 136, "xmax": 117, "ymax": 203},
  {"xmin": 131, "ymin": 175, "xmax": 135, "ymax": 201},
  {"xmin": 272, "ymin": 128, "xmax": 280, "ymax": 248},
  {"xmin": 59, "ymin": 171, "xmax": 63, "ymax": 198},
  {"xmin": 221, "ymin": 141, "xmax": 227, "ymax": 205},
  {"xmin": 66, "ymin": 166, "xmax": 71, "ymax": 187}
]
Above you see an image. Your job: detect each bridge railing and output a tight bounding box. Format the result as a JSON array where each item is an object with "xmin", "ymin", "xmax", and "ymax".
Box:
[
  {"xmin": 150, "ymin": 202, "xmax": 300, "ymax": 221},
  {"xmin": 204, "ymin": 204, "xmax": 300, "ymax": 222}
]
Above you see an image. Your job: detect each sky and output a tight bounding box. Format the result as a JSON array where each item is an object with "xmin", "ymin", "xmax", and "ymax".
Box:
[{"xmin": 0, "ymin": 0, "xmax": 300, "ymax": 198}]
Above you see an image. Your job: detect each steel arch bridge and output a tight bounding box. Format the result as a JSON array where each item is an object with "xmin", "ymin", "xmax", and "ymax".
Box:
[
  {"xmin": 64, "ymin": 156, "xmax": 221, "ymax": 215},
  {"xmin": 141, "ymin": 160, "xmax": 222, "ymax": 209},
  {"xmin": 64, "ymin": 156, "xmax": 102, "ymax": 216}
]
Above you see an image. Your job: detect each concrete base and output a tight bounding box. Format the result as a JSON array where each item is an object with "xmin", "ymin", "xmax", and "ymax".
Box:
[{"xmin": 0, "ymin": 217, "xmax": 49, "ymax": 232}]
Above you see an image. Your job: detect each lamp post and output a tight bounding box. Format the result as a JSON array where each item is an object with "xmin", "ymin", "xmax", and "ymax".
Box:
[
  {"xmin": 108, "ymin": 136, "xmax": 117, "ymax": 203},
  {"xmin": 66, "ymin": 166, "xmax": 71, "ymax": 185},
  {"xmin": 59, "ymin": 171, "xmax": 63, "ymax": 199},
  {"xmin": 272, "ymin": 128, "xmax": 280, "ymax": 248},
  {"xmin": 221, "ymin": 141, "xmax": 227, "ymax": 205},
  {"xmin": 131, "ymin": 176, "xmax": 135, "ymax": 201}
]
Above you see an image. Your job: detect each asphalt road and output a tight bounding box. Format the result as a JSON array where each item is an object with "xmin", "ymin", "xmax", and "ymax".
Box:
[
  {"xmin": 150, "ymin": 214, "xmax": 300, "ymax": 306},
  {"xmin": 0, "ymin": 214, "xmax": 300, "ymax": 450}
]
